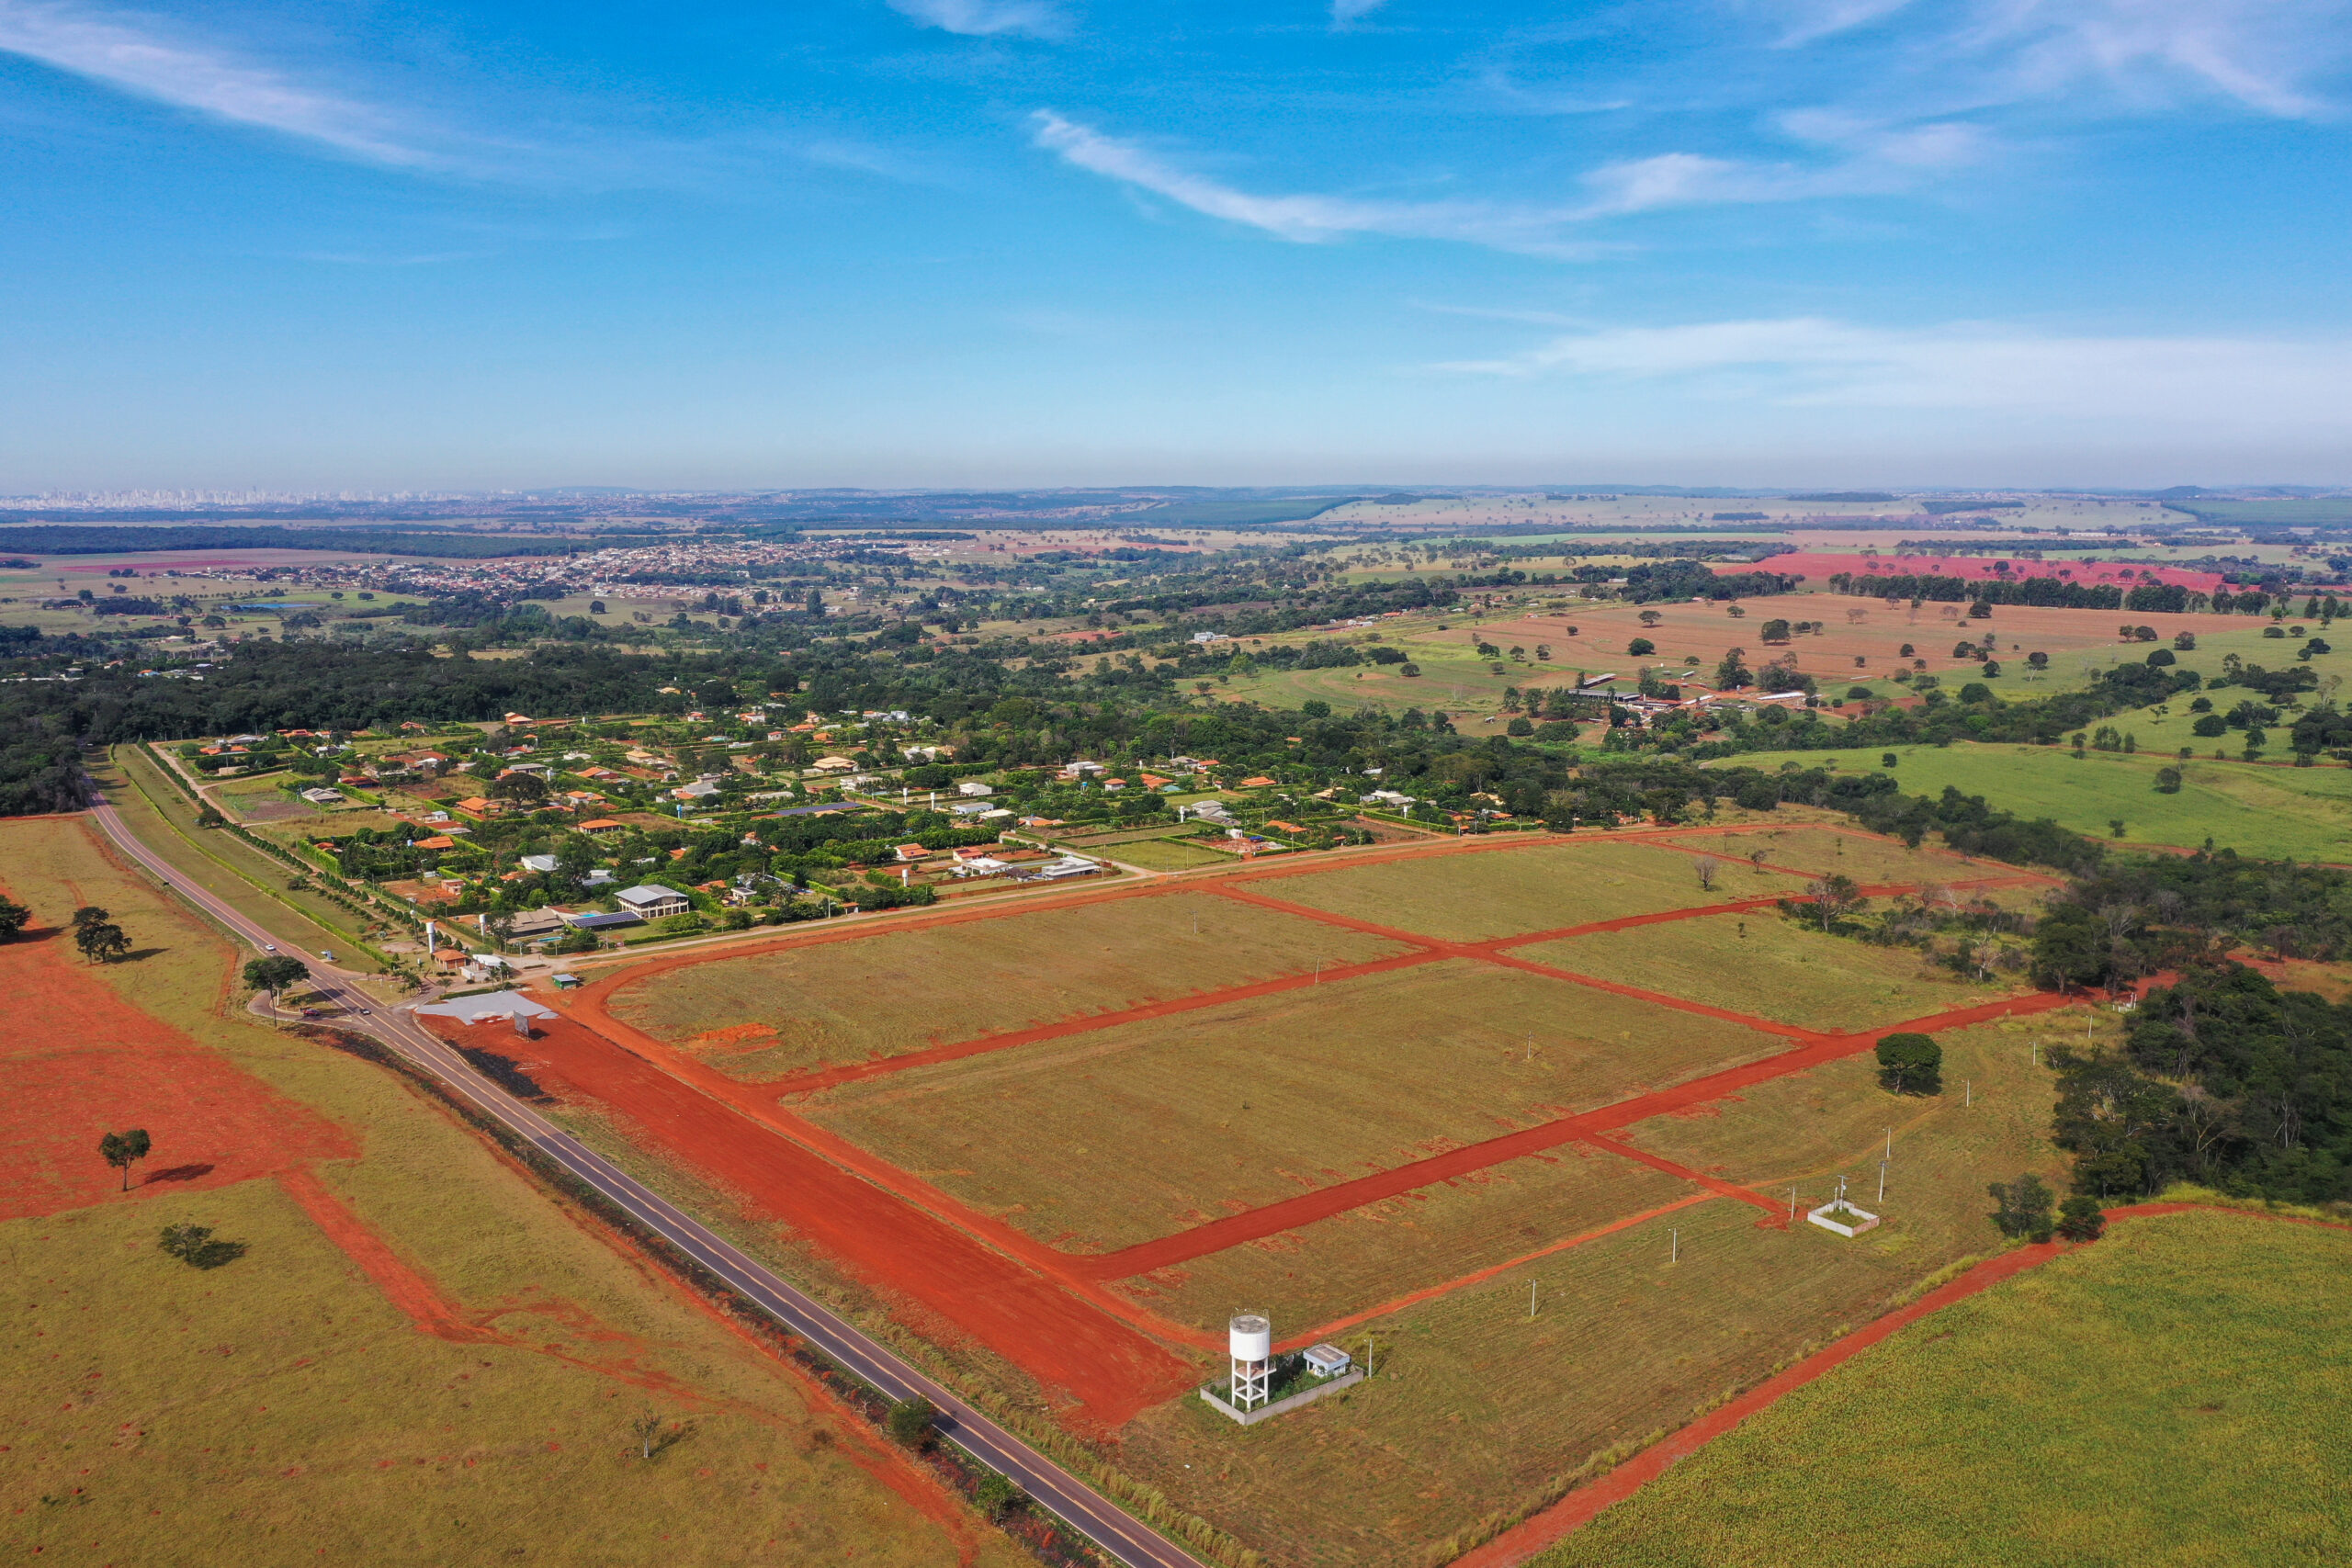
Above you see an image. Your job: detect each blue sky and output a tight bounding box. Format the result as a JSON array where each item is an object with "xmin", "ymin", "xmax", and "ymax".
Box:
[{"xmin": 1, "ymin": 0, "xmax": 2347, "ymax": 491}]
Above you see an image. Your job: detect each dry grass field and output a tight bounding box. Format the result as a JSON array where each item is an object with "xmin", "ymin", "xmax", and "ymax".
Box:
[
  {"xmin": 0, "ymin": 817, "xmax": 1019, "ymax": 1568},
  {"xmin": 1664, "ymin": 825, "xmax": 2000, "ymax": 886},
  {"xmin": 1614, "ymin": 1016, "xmax": 2060, "ymax": 1194},
  {"xmin": 798, "ymin": 959, "xmax": 1788, "ymax": 1253},
  {"xmin": 606, "ymin": 889, "xmax": 1411, "ymax": 1079},
  {"xmin": 1116, "ymin": 1143, "xmax": 1696, "ymax": 1337},
  {"xmin": 1114, "ymin": 1018, "xmax": 2071, "ymax": 1568},
  {"xmin": 1520, "ymin": 911, "xmax": 2002, "ymax": 1033},
  {"xmin": 1544, "ymin": 1209, "xmax": 2351, "ymax": 1568},
  {"xmin": 1253, "ymin": 840, "xmax": 1813, "ymax": 942}
]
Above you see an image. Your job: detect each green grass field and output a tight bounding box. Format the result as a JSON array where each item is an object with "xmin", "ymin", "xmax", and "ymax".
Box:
[
  {"xmin": 1, "ymin": 817, "xmax": 1016, "ymax": 1568},
  {"xmin": 1540, "ymin": 1208, "xmax": 2351, "ymax": 1568},
  {"xmin": 1730, "ymin": 741, "xmax": 2352, "ymax": 862},
  {"xmin": 800, "ymin": 958, "xmax": 1787, "ymax": 1253},
  {"xmin": 1110, "ymin": 838, "xmax": 1241, "ymax": 871},
  {"xmin": 1521, "ymin": 910, "xmax": 2004, "ymax": 1033},
  {"xmin": 606, "ymin": 889, "xmax": 1411, "ymax": 1079},
  {"xmin": 1257, "ymin": 840, "xmax": 1814, "ymax": 942}
]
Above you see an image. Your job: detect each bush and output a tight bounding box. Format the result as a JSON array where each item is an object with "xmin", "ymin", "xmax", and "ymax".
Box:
[
  {"xmin": 1873, "ymin": 1032, "xmax": 1942, "ymax": 1095},
  {"xmin": 1987, "ymin": 1173, "xmax": 2055, "ymax": 1243},
  {"xmin": 2191, "ymin": 715, "xmax": 2228, "ymax": 738},
  {"xmin": 974, "ymin": 1471, "xmax": 1025, "ymax": 1520},
  {"xmin": 2154, "ymin": 766, "xmax": 2183, "ymax": 794},
  {"xmin": 2055, "ymin": 1196, "xmax": 2107, "ymax": 1242},
  {"xmin": 159, "ymin": 1223, "xmax": 246, "ymax": 1270},
  {"xmin": 1397, "ymin": 661, "xmax": 1420, "ymax": 677},
  {"xmin": 2147, "ymin": 649, "xmax": 2176, "ymax": 666},
  {"xmin": 885, "ymin": 1396, "xmax": 937, "ymax": 1450},
  {"xmin": 1627, "ymin": 637, "xmax": 1655, "ymax": 656},
  {"xmin": 1505, "ymin": 716, "xmax": 1533, "ymax": 737}
]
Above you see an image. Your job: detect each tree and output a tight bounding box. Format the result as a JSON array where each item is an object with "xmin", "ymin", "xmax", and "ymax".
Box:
[
  {"xmin": 1694, "ymin": 856, "xmax": 1720, "ymax": 892},
  {"xmin": 1627, "ymin": 637, "xmax": 1655, "ymax": 657},
  {"xmin": 99, "ymin": 1128, "xmax": 152, "ymax": 1190},
  {"xmin": 0, "ymin": 897, "xmax": 29, "ymax": 940},
  {"xmin": 1805, "ymin": 873, "xmax": 1865, "ymax": 931},
  {"xmin": 1637, "ymin": 610, "xmax": 1663, "ymax": 628},
  {"xmin": 159, "ymin": 1223, "xmax": 245, "ymax": 1269},
  {"xmin": 243, "ymin": 954, "xmax": 310, "ymax": 1021},
  {"xmin": 1714, "ymin": 648, "xmax": 1752, "ymax": 690},
  {"xmin": 74, "ymin": 919, "xmax": 130, "ymax": 964},
  {"xmin": 2154, "ymin": 766, "xmax": 2183, "ymax": 795},
  {"xmin": 1987, "ymin": 1173, "xmax": 2055, "ymax": 1242},
  {"xmin": 973, "ymin": 1471, "xmax": 1025, "ymax": 1520},
  {"xmin": 70, "ymin": 904, "xmax": 108, "ymax": 935},
  {"xmin": 2055, "ymin": 1196, "xmax": 2107, "ymax": 1242},
  {"xmin": 491, "ymin": 772, "xmax": 548, "ymax": 805},
  {"xmin": 1874, "ymin": 1032, "xmax": 1942, "ymax": 1095},
  {"xmin": 885, "ymin": 1395, "xmax": 937, "ymax": 1450}
]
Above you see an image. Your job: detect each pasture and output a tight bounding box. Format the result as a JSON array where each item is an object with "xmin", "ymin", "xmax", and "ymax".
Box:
[
  {"xmin": 1521, "ymin": 910, "xmax": 2004, "ymax": 1034},
  {"xmin": 1250, "ymin": 839, "xmax": 1813, "ymax": 942},
  {"xmin": 799, "ymin": 958, "xmax": 1790, "ymax": 1254},
  {"xmin": 542, "ymin": 829, "xmax": 2114, "ymax": 1567},
  {"xmin": 1733, "ymin": 741, "xmax": 2352, "ymax": 863},
  {"xmin": 1542, "ymin": 1208, "xmax": 2351, "ymax": 1568},
  {"xmin": 0, "ymin": 815, "xmax": 1009, "ymax": 1568},
  {"xmin": 605, "ymin": 888, "xmax": 1411, "ymax": 1081}
]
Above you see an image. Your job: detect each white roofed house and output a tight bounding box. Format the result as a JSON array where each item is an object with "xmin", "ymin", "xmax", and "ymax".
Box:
[{"xmin": 615, "ymin": 884, "xmax": 690, "ymax": 919}]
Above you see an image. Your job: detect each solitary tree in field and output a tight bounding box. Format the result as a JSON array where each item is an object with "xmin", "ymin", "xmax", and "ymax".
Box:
[
  {"xmin": 100, "ymin": 1128, "xmax": 152, "ymax": 1190},
  {"xmin": 1987, "ymin": 1173, "xmax": 2055, "ymax": 1243},
  {"xmin": 0, "ymin": 897, "xmax": 29, "ymax": 941},
  {"xmin": 1806, "ymin": 874, "xmax": 1865, "ymax": 931},
  {"xmin": 74, "ymin": 919, "xmax": 130, "ymax": 964},
  {"xmin": 1694, "ymin": 857, "xmax": 1720, "ymax": 892},
  {"xmin": 243, "ymin": 954, "xmax": 310, "ymax": 1022},
  {"xmin": 1874, "ymin": 1032, "xmax": 1942, "ymax": 1096}
]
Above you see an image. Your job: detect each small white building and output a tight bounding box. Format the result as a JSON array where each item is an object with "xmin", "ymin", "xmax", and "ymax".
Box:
[
  {"xmin": 615, "ymin": 884, "xmax": 690, "ymax": 919},
  {"xmin": 1302, "ymin": 1344, "xmax": 1352, "ymax": 1379},
  {"xmin": 517, "ymin": 853, "xmax": 560, "ymax": 874},
  {"xmin": 956, "ymin": 780, "xmax": 993, "ymax": 796}
]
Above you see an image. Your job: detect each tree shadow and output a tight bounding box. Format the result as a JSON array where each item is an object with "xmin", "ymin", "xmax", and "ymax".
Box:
[
  {"xmin": 647, "ymin": 1419, "xmax": 698, "ymax": 1460},
  {"xmin": 117, "ymin": 947, "xmax": 167, "ymax": 964},
  {"xmin": 142, "ymin": 1163, "xmax": 216, "ymax": 1185}
]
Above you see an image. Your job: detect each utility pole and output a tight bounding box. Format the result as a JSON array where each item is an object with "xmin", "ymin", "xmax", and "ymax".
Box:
[
  {"xmin": 1966, "ymin": 1078, "xmax": 1973, "ymax": 1108},
  {"xmin": 1670, "ymin": 1228, "xmax": 1679, "ymax": 1264},
  {"xmin": 1885, "ymin": 1126, "xmax": 1893, "ymax": 1160},
  {"xmin": 1878, "ymin": 1159, "xmax": 1887, "ymax": 1203},
  {"xmin": 1788, "ymin": 1186, "xmax": 1797, "ymax": 1224},
  {"xmin": 1529, "ymin": 1280, "xmax": 1537, "ymax": 1318}
]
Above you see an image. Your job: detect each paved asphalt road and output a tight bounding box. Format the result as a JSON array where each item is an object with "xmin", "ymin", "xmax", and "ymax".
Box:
[{"xmin": 85, "ymin": 788, "xmax": 1205, "ymax": 1568}]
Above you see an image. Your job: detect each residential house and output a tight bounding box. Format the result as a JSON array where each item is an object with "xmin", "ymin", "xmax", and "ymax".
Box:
[{"xmin": 615, "ymin": 884, "xmax": 690, "ymax": 919}]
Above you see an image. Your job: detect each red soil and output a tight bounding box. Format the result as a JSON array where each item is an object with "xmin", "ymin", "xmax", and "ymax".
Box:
[
  {"xmin": 1454, "ymin": 1202, "xmax": 2351, "ymax": 1568},
  {"xmin": 0, "ymin": 922, "xmax": 353, "ymax": 1222},
  {"xmin": 450, "ymin": 1013, "xmax": 1204, "ymax": 1424}
]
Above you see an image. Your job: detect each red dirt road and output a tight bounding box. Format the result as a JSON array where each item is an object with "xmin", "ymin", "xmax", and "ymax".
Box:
[
  {"xmin": 1453, "ymin": 1202, "xmax": 2350, "ymax": 1568},
  {"xmin": 0, "ymin": 916, "xmax": 353, "ymax": 1222},
  {"xmin": 457, "ymin": 1013, "xmax": 1204, "ymax": 1425}
]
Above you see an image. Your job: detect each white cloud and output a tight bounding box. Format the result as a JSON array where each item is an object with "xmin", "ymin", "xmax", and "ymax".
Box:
[
  {"xmin": 1778, "ymin": 0, "xmax": 2346, "ymax": 118},
  {"xmin": 888, "ymin": 0, "xmax": 1069, "ymax": 39},
  {"xmin": 1030, "ymin": 108, "xmax": 1603, "ymax": 254},
  {"xmin": 1438, "ymin": 316, "xmax": 2352, "ymax": 431},
  {"xmin": 1034, "ymin": 107, "xmax": 1989, "ymax": 242},
  {"xmin": 0, "ymin": 0, "xmax": 429, "ymax": 163},
  {"xmin": 1330, "ymin": 0, "xmax": 1388, "ymax": 25}
]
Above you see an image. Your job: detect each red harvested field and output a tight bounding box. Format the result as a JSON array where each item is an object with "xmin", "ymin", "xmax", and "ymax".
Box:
[
  {"xmin": 459, "ymin": 1012, "xmax": 1204, "ymax": 1426},
  {"xmin": 0, "ymin": 919, "xmax": 353, "ymax": 1222}
]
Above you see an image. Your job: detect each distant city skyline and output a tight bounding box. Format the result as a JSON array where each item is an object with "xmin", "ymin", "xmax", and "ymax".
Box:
[{"xmin": 2, "ymin": 1, "xmax": 2347, "ymax": 489}]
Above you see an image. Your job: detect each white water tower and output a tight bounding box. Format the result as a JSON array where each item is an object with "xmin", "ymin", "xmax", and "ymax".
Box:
[{"xmin": 1229, "ymin": 1314, "xmax": 1272, "ymax": 1411}]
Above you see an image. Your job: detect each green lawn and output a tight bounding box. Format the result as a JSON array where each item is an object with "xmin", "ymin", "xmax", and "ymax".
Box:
[
  {"xmin": 1541, "ymin": 1207, "xmax": 2352, "ymax": 1568},
  {"xmin": 1726, "ymin": 741, "xmax": 2352, "ymax": 863}
]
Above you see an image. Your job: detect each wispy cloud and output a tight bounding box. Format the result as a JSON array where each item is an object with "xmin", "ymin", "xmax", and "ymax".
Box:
[
  {"xmin": 1775, "ymin": 0, "xmax": 2346, "ymax": 118},
  {"xmin": 1032, "ymin": 108, "xmax": 1987, "ymax": 247},
  {"xmin": 1329, "ymin": 0, "xmax": 1388, "ymax": 27},
  {"xmin": 0, "ymin": 0, "xmax": 432, "ymax": 163},
  {"xmin": 1438, "ymin": 315, "xmax": 2352, "ymax": 428},
  {"xmin": 1031, "ymin": 109, "xmax": 1611, "ymax": 255},
  {"xmin": 888, "ymin": 0, "xmax": 1070, "ymax": 40}
]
